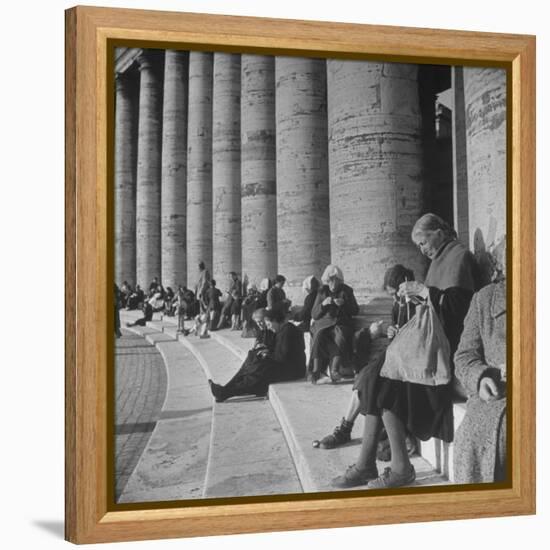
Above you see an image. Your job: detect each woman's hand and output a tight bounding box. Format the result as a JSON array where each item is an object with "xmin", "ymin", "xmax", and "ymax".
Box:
[
  {"xmin": 333, "ymin": 298, "xmax": 345, "ymax": 307},
  {"xmin": 479, "ymin": 377, "xmax": 503, "ymax": 402},
  {"xmin": 387, "ymin": 325, "xmax": 398, "ymax": 339},
  {"xmin": 322, "ymin": 297, "xmax": 332, "ymax": 306},
  {"xmin": 398, "ymin": 281, "xmax": 429, "ymax": 300}
]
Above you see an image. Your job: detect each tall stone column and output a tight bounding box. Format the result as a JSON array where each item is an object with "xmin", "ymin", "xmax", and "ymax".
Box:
[
  {"xmin": 452, "ymin": 66, "xmax": 470, "ymax": 247},
  {"xmin": 135, "ymin": 50, "xmax": 164, "ymax": 288},
  {"xmin": 161, "ymin": 50, "xmax": 188, "ymax": 290},
  {"xmin": 212, "ymin": 53, "xmax": 241, "ymax": 288},
  {"xmin": 187, "ymin": 52, "xmax": 213, "ymax": 289},
  {"xmin": 241, "ymin": 55, "xmax": 277, "ymax": 288},
  {"xmin": 327, "ymin": 60, "xmax": 425, "ymax": 297},
  {"xmin": 114, "ymin": 70, "xmax": 138, "ymax": 286},
  {"xmin": 464, "ymin": 67, "xmax": 507, "ymax": 283},
  {"xmin": 275, "ymin": 57, "xmax": 330, "ymax": 303}
]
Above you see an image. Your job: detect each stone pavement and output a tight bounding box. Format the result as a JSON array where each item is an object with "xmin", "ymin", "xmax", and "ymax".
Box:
[
  {"xmin": 117, "ymin": 322, "xmax": 213, "ymax": 503},
  {"xmin": 114, "ymin": 331, "xmax": 167, "ymax": 500}
]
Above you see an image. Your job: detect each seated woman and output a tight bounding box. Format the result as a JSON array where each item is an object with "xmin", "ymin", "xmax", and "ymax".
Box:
[
  {"xmin": 266, "ymin": 274, "xmax": 291, "ymax": 316},
  {"xmin": 453, "ymin": 247, "xmax": 506, "ymax": 483},
  {"xmin": 313, "ymin": 265, "xmax": 415, "ymax": 449},
  {"xmin": 126, "ymin": 285, "xmax": 144, "ymax": 310},
  {"xmin": 293, "ymin": 275, "xmax": 320, "ymax": 333},
  {"xmin": 208, "ymin": 308, "xmax": 306, "ymax": 402},
  {"xmin": 240, "ymin": 284, "xmax": 261, "ymax": 338},
  {"xmin": 332, "ymin": 213, "xmax": 476, "ymax": 489},
  {"xmin": 126, "ymin": 300, "xmax": 153, "ymax": 327},
  {"xmin": 309, "ymin": 265, "xmax": 359, "ymax": 383},
  {"xmin": 148, "ymin": 284, "xmax": 165, "ymax": 313}
]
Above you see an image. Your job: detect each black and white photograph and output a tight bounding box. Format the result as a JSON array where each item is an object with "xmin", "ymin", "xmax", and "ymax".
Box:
[{"xmin": 113, "ymin": 46, "xmax": 507, "ymax": 504}]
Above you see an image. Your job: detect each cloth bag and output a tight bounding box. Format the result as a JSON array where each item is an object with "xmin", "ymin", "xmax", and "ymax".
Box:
[{"xmin": 379, "ymin": 296, "xmax": 452, "ymax": 386}]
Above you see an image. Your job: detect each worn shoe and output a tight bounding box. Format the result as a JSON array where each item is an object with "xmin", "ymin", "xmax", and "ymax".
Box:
[
  {"xmin": 208, "ymin": 380, "xmax": 227, "ymax": 402},
  {"xmin": 314, "ymin": 418, "xmax": 353, "ymax": 449},
  {"xmin": 366, "ymin": 465, "xmax": 416, "ymax": 489},
  {"xmin": 331, "ymin": 463, "xmax": 379, "ymax": 488},
  {"xmin": 314, "ymin": 373, "xmax": 333, "ymax": 385}
]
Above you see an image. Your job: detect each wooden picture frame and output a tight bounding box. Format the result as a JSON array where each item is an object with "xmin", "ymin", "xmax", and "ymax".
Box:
[{"xmin": 65, "ymin": 5, "xmax": 535, "ymax": 544}]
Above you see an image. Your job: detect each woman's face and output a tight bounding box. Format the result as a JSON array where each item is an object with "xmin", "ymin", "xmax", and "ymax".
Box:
[
  {"xmin": 413, "ymin": 229, "xmax": 446, "ymax": 259},
  {"xmin": 328, "ymin": 277, "xmax": 342, "ymax": 292},
  {"xmin": 385, "ymin": 285, "xmax": 397, "ymax": 297}
]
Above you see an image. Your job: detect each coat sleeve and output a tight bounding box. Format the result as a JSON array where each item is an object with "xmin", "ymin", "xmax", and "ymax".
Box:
[
  {"xmin": 453, "ymin": 291, "xmax": 491, "ymax": 396},
  {"xmin": 311, "ymin": 289, "xmax": 328, "ymax": 320},
  {"xmin": 429, "ymin": 286, "xmax": 473, "ymax": 357},
  {"xmin": 295, "ymin": 292, "xmax": 315, "ymax": 323},
  {"xmin": 343, "ymin": 286, "xmax": 359, "ymax": 316}
]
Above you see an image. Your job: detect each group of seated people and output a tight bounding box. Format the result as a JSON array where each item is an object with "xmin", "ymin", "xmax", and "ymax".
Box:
[
  {"xmin": 206, "ymin": 213, "xmax": 508, "ymax": 491},
  {"xmin": 117, "ymin": 212, "xmax": 507, "ymax": 490}
]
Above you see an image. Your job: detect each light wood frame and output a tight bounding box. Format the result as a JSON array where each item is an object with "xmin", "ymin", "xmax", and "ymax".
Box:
[{"xmin": 65, "ymin": 5, "xmax": 536, "ymax": 544}]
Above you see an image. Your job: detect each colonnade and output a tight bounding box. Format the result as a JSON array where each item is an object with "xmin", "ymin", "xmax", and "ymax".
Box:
[{"xmin": 114, "ymin": 47, "xmax": 507, "ymax": 302}]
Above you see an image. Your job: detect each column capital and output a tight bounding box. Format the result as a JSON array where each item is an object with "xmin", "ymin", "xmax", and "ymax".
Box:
[{"xmin": 136, "ymin": 50, "xmax": 164, "ymax": 73}]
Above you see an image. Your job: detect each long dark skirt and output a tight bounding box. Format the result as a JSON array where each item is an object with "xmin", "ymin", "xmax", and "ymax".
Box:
[
  {"xmin": 354, "ymin": 350, "xmax": 454, "ymax": 442},
  {"xmin": 224, "ymin": 350, "xmax": 271, "ymax": 396},
  {"xmin": 310, "ymin": 324, "xmax": 354, "ymax": 369}
]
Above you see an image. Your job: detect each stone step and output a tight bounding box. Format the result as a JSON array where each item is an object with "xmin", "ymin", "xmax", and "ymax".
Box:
[
  {"xmin": 268, "ymin": 380, "xmax": 448, "ymax": 493},
  {"xmin": 176, "ymin": 332, "xmax": 302, "ymax": 498},
  {"xmin": 117, "ymin": 321, "xmax": 213, "ymax": 503}
]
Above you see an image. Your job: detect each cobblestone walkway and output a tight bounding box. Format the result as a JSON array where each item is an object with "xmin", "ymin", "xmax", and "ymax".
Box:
[{"xmin": 114, "ymin": 330, "xmax": 167, "ymax": 501}]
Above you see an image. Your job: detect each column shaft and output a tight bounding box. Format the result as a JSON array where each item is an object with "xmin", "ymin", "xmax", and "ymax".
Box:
[
  {"xmin": 114, "ymin": 71, "xmax": 138, "ymax": 286},
  {"xmin": 136, "ymin": 50, "xmax": 164, "ymax": 288},
  {"xmin": 161, "ymin": 50, "xmax": 188, "ymax": 290},
  {"xmin": 212, "ymin": 53, "xmax": 241, "ymax": 288},
  {"xmin": 452, "ymin": 66, "xmax": 470, "ymax": 247},
  {"xmin": 327, "ymin": 60, "xmax": 425, "ymax": 297},
  {"xmin": 187, "ymin": 52, "xmax": 213, "ymax": 287},
  {"xmin": 241, "ymin": 55, "xmax": 277, "ymax": 288},
  {"xmin": 275, "ymin": 57, "xmax": 330, "ymax": 303},
  {"xmin": 464, "ymin": 67, "xmax": 507, "ymax": 282}
]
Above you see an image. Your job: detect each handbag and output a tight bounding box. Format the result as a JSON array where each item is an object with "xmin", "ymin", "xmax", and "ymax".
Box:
[{"xmin": 379, "ymin": 295, "xmax": 452, "ymax": 386}]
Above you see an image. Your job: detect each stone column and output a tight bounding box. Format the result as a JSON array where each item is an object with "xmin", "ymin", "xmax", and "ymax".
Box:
[
  {"xmin": 464, "ymin": 67, "xmax": 507, "ymax": 283},
  {"xmin": 327, "ymin": 60, "xmax": 425, "ymax": 297},
  {"xmin": 187, "ymin": 52, "xmax": 213, "ymax": 288},
  {"xmin": 114, "ymin": 70, "xmax": 138, "ymax": 286},
  {"xmin": 161, "ymin": 50, "xmax": 188, "ymax": 290},
  {"xmin": 212, "ymin": 53, "xmax": 241, "ymax": 287},
  {"xmin": 135, "ymin": 50, "xmax": 164, "ymax": 288},
  {"xmin": 452, "ymin": 66, "xmax": 470, "ymax": 247},
  {"xmin": 241, "ymin": 55, "xmax": 277, "ymax": 288},
  {"xmin": 275, "ymin": 57, "xmax": 330, "ymax": 303}
]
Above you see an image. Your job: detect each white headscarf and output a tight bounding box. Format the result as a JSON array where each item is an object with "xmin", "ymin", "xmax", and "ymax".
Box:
[
  {"xmin": 321, "ymin": 264, "xmax": 344, "ymax": 285},
  {"xmin": 259, "ymin": 278, "xmax": 271, "ymax": 291}
]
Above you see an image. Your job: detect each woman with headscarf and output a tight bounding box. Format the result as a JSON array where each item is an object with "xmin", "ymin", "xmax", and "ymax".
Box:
[
  {"xmin": 332, "ymin": 213, "xmax": 477, "ymax": 490},
  {"xmin": 309, "ymin": 265, "xmax": 359, "ymax": 383},
  {"xmin": 293, "ymin": 275, "xmax": 320, "ymax": 333}
]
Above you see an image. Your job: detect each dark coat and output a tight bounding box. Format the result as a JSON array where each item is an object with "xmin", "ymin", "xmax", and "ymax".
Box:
[
  {"xmin": 309, "ymin": 283, "xmax": 359, "ymax": 368},
  {"xmin": 294, "ymin": 291, "xmax": 317, "ymax": 332},
  {"xmin": 453, "ymin": 281, "xmax": 507, "ymax": 483},
  {"xmin": 222, "ymin": 322, "xmax": 305, "ymax": 398}
]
